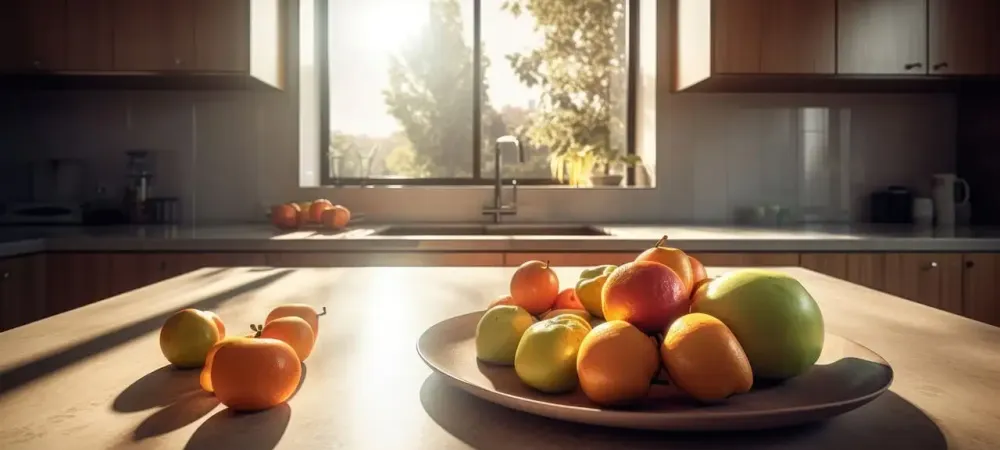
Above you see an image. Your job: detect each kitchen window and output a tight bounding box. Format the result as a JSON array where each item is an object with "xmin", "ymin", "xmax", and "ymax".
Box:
[{"xmin": 316, "ymin": 0, "xmax": 638, "ymax": 187}]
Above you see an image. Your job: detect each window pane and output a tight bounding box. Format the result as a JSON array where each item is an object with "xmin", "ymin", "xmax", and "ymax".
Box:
[
  {"xmin": 327, "ymin": 0, "xmax": 474, "ymax": 180},
  {"xmin": 481, "ymin": 0, "xmax": 630, "ymax": 185}
]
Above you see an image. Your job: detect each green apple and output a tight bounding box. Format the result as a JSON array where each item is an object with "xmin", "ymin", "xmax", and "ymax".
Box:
[
  {"xmin": 514, "ymin": 315, "xmax": 591, "ymax": 393},
  {"xmin": 575, "ymin": 265, "xmax": 617, "ymax": 318},
  {"xmin": 691, "ymin": 269, "xmax": 824, "ymax": 380},
  {"xmin": 540, "ymin": 309, "xmax": 593, "ymax": 322},
  {"xmin": 476, "ymin": 305, "xmax": 536, "ymax": 365}
]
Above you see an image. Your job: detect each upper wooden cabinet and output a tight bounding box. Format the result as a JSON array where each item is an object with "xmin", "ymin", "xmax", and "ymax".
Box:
[
  {"xmin": 928, "ymin": 0, "xmax": 988, "ymax": 75},
  {"xmin": 759, "ymin": 0, "xmax": 837, "ymax": 74},
  {"xmin": 837, "ymin": 0, "xmax": 928, "ymax": 75},
  {"xmin": 0, "ymin": 0, "xmax": 285, "ymax": 89}
]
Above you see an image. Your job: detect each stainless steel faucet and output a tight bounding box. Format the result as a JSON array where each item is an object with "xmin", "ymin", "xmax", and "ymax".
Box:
[{"xmin": 482, "ymin": 136, "xmax": 525, "ymax": 223}]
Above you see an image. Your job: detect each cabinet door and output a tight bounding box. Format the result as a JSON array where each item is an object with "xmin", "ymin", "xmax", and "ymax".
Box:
[
  {"xmin": 0, "ymin": 0, "xmax": 67, "ymax": 71},
  {"xmin": 962, "ymin": 254, "xmax": 999, "ymax": 326},
  {"xmin": 928, "ymin": 0, "xmax": 988, "ymax": 75},
  {"xmin": 113, "ymin": 0, "xmax": 194, "ymax": 71},
  {"xmin": 0, "ymin": 256, "xmax": 45, "ymax": 331},
  {"xmin": 838, "ymin": 0, "xmax": 928, "ymax": 74},
  {"xmin": 713, "ymin": 0, "xmax": 763, "ymax": 73},
  {"xmin": 66, "ymin": 0, "xmax": 115, "ymax": 71},
  {"xmin": 194, "ymin": 0, "xmax": 250, "ymax": 71},
  {"xmin": 760, "ymin": 0, "xmax": 836, "ymax": 74},
  {"xmin": 687, "ymin": 253, "xmax": 800, "ymax": 267},
  {"xmin": 846, "ymin": 253, "xmax": 888, "ymax": 291},
  {"xmin": 987, "ymin": 0, "xmax": 1000, "ymax": 73},
  {"xmin": 884, "ymin": 253, "xmax": 963, "ymax": 314},
  {"xmin": 800, "ymin": 253, "xmax": 848, "ymax": 279},
  {"xmin": 46, "ymin": 253, "xmax": 114, "ymax": 314}
]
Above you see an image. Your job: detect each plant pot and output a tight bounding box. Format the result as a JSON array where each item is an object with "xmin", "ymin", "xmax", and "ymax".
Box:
[{"xmin": 590, "ymin": 174, "xmax": 623, "ymax": 187}]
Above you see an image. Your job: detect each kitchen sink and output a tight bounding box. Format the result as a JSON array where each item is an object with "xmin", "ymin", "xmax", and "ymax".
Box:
[{"xmin": 373, "ymin": 224, "xmax": 610, "ymax": 236}]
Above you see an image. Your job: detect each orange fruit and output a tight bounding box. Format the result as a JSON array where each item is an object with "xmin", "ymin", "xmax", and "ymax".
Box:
[
  {"xmin": 601, "ymin": 261, "xmax": 689, "ymax": 334},
  {"xmin": 200, "ymin": 336, "xmax": 247, "ymax": 393},
  {"xmin": 322, "ymin": 205, "xmax": 351, "ymax": 229},
  {"xmin": 309, "ymin": 199, "xmax": 334, "ymax": 224},
  {"xmin": 660, "ymin": 313, "xmax": 753, "ymax": 401},
  {"xmin": 509, "ymin": 260, "xmax": 559, "ymax": 315},
  {"xmin": 271, "ymin": 203, "xmax": 301, "ymax": 229},
  {"xmin": 576, "ymin": 320, "xmax": 660, "ymax": 407},
  {"xmin": 261, "ymin": 316, "xmax": 316, "ymax": 361},
  {"xmin": 487, "ymin": 294, "xmax": 514, "ymax": 309},
  {"xmin": 635, "ymin": 235, "xmax": 695, "ymax": 297},
  {"xmin": 211, "ymin": 338, "xmax": 302, "ymax": 412},
  {"xmin": 266, "ymin": 304, "xmax": 323, "ymax": 337},
  {"xmin": 689, "ymin": 255, "xmax": 708, "ymax": 285},
  {"xmin": 552, "ymin": 287, "xmax": 585, "ymax": 311}
]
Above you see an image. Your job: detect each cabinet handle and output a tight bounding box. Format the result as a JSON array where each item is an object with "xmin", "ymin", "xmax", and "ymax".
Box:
[
  {"xmin": 2, "ymin": 272, "xmax": 9, "ymax": 279},
  {"xmin": 965, "ymin": 260, "xmax": 975, "ymax": 269},
  {"xmin": 924, "ymin": 261, "xmax": 938, "ymax": 270},
  {"xmin": 174, "ymin": 57, "xmax": 182, "ymax": 66},
  {"xmin": 933, "ymin": 62, "xmax": 949, "ymax": 71},
  {"xmin": 904, "ymin": 62, "xmax": 923, "ymax": 70}
]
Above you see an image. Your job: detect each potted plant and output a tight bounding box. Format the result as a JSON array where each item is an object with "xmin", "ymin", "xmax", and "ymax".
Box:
[{"xmin": 550, "ymin": 146, "xmax": 641, "ymax": 187}]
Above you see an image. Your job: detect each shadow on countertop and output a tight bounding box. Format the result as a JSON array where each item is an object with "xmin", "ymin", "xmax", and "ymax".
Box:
[
  {"xmin": 0, "ymin": 269, "xmax": 293, "ymax": 395},
  {"xmin": 184, "ymin": 404, "xmax": 291, "ymax": 450},
  {"xmin": 419, "ymin": 374, "xmax": 946, "ymax": 450}
]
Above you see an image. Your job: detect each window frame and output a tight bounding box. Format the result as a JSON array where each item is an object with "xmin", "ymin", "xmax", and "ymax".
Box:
[{"xmin": 316, "ymin": 0, "xmax": 639, "ymax": 187}]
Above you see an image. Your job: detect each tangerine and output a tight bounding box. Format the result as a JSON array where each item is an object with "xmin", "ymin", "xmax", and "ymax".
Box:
[
  {"xmin": 660, "ymin": 313, "xmax": 753, "ymax": 401},
  {"xmin": 266, "ymin": 304, "xmax": 324, "ymax": 337},
  {"xmin": 260, "ymin": 316, "xmax": 316, "ymax": 361},
  {"xmin": 211, "ymin": 338, "xmax": 302, "ymax": 411},
  {"xmin": 635, "ymin": 235, "xmax": 695, "ymax": 296},
  {"xmin": 509, "ymin": 260, "xmax": 559, "ymax": 315},
  {"xmin": 576, "ymin": 320, "xmax": 660, "ymax": 406}
]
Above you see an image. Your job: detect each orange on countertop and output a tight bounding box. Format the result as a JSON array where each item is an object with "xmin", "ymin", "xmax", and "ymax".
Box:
[
  {"xmin": 322, "ymin": 205, "xmax": 351, "ymax": 229},
  {"xmin": 509, "ymin": 260, "xmax": 560, "ymax": 316},
  {"xmin": 576, "ymin": 320, "xmax": 660, "ymax": 407},
  {"xmin": 261, "ymin": 316, "xmax": 316, "ymax": 361},
  {"xmin": 660, "ymin": 313, "xmax": 752, "ymax": 402},
  {"xmin": 211, "ymin": 338, "xmax": 302, "ymax": 412},
  {"xmin": 266, "ymin": 304, "xmax": 324, "ymax": 337}
]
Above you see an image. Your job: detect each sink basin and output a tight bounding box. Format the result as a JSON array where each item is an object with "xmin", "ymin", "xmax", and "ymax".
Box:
[{"xmin": 373, "ymin": 225, "xmax": 610, "ymax": 236}]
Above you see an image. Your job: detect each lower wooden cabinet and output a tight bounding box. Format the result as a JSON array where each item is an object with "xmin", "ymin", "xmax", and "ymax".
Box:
[
  {"xmin": 0, "ymin": 254, "xmax": 47, "ymax": 331},
  {"xmin": 688, "ymin": 252, "xmax": 800, "ymax": 267},
  {"xmin": 883, "ymin": 253, "xmax": 964, "ymax": 314},
  {"xmin": 962, "ymin": 253, "xmax": 1000, "ymax": 326}
]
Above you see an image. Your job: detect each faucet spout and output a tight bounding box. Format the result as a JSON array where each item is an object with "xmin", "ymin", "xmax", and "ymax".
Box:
[{"xmin": 484, "ymin": 135, "xmax": 523, "ymax": 224}]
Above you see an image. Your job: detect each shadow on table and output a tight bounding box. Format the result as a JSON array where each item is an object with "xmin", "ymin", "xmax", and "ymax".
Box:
[
  {"xmin": 0, "ymin": 270, "xmax": 293, "ymax": 396},
  {"xmin": 185, "ymin": 404, "xmax": 291, "ymax": 450},
  {"xmin": 132, "ymin": 391, "xmax": 220, "ymax": 440},
  {"xmin": 419, "ymin": 374, "xmax": 946, "ymax": 450},
  {"xmin": 114, "ymin": 365, "xmax": 201, "ymax": 412}
]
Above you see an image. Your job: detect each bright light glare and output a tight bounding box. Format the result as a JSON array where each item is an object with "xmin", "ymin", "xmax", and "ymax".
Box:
[{"xmin": 354, "ymin": 3, "xmax": 428, "ymax": 53}]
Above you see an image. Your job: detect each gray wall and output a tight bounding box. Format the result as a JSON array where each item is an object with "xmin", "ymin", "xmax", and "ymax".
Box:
[{"xmin": 0, "ymin": 1, "xmax": 956, "ymax": 225}]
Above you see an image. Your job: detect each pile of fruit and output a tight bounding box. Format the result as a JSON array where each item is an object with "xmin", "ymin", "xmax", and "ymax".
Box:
[
  {"xmin": 475, "ymin": 236, "xmax": 825, "ymax": 406},
  {"xmin": 270, "ymin": 199, "xmax": 351, "ymax": 231},
  {"xmin": 158, "ymin": 304, "xmax": 324, "ymax": 412}
]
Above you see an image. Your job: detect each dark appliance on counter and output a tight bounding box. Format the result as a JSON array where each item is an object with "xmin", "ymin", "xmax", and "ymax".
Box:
[{"xmin": 869, "ymin": 186, "xmax": 914, "ymax": 224}]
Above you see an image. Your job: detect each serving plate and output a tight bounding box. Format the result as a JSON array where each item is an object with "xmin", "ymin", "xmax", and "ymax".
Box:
[{"xmin": 416, "ymin": 311, "xmax": 894, "ymax": 431}]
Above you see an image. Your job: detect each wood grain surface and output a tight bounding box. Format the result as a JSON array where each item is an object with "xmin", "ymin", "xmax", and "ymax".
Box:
[{"xmin": 1, "ymin": 267, "xmax": 998, "ymax": 449}]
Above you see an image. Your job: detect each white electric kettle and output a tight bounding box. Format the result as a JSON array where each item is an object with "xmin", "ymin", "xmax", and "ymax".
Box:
[{"xmin": 931, "ymin": 173, "xmax": 970, "ymax": 226}]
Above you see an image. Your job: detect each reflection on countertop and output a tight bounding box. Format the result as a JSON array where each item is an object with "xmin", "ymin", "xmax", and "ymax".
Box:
[{"xmin": 0, "ymin": 223, "xmax": 998, "ymax": 257}]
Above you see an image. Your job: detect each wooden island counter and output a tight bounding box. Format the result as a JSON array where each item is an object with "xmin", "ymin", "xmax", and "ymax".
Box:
[{"xmin": 1, "ymin": 267, "xmax": 998, "ymax": 449}]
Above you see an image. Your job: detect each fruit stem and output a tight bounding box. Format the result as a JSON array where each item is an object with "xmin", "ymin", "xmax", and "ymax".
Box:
[
  {"xmin": 544, "ymin": 260, "xmax": 550, "ymax": 269},
  {"xmin": 317, "ymin": 306, "xmax": 328, "ymax": 317},
  {"xmin": 655, "ymin": 235, "xmax": 669, "ymax": 247},
  {"xmin": 249, "ymin": 323, "xmax": 262, "ymax": 338}
]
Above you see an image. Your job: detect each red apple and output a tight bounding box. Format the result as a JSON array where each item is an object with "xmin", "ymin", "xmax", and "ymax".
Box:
[{"xmin": 271, "ymin": 203, "xmax": 301, "ymax": 229}]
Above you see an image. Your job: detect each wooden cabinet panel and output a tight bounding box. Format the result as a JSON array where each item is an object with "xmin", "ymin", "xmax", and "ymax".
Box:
[
  {"xmin": 46, "ymin": 253, "xmax": 114, "ymax": 315},
  {"xmin": 0, "ymin": 255, "xmax": 47, "ymax": 331},
  {"xmin": 194, "ymin": 0, "xmax": 250, "ymax": 71},
  {"xmin": 846, "ymin": 253, "xmax": 888, "ymax": 291},
  {"xmin": 800, "ymin": 253, "xmax": 848, "ymax": 279},
  {"xmin": 113, "ymin": 0, "xmax": 195, "ymax": 71},
  {"xmin": 838, "ymin": 0, "xmax": 928, "ymax": 75},
  {"xmin": 713, "ymin": 0, "xmax": 762, "ymax": 74},
  {"xmin": 962, "ymin": 254, "xmax": 999, "ymax": 326},
  {"xmin": 267, "ymin": 252, "xmax": 504, "ymax": 268},
  {"xmin": 987, "ymin": 0, "xmax": 1000, "ymax": 73},
  {"xmin": 760, "ymin": 0, "xmax": 836, "ymax": 74},
  {"xmin": 929, "ymin": 0, "xmax": 988, "ymax": 75},
  {"xmin": 66, "ymin": 0, "xmax": 115, "ymax": 71},
  {"xmin": 884, "ymin": 253, "xmax": 963, "ymax": 314},
  {"xmin": 687, "ymin": 253, "xmax": 800, "ymax": 267},
  {"xmin": 0, "ymin": 0, "xmax": 67, "ymax": 71},
  {"xmin": 504, "ymin": 253, "xmax": 637, "ymax": 268}
]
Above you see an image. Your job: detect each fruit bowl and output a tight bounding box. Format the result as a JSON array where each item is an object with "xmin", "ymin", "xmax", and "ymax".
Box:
[{"xmin": 416, "ymin": 311, "xmax": 893, "ymax": 431}]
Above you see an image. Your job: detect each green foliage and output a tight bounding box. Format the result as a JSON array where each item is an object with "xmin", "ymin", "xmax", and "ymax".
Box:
[{"xmin": 501, "ymin": 0, "xmax": 630, "ymax": 186}]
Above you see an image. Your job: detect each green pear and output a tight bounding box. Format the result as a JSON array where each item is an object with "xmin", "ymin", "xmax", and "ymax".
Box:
[
  {"xmin": 476, "ymin": 305, "xmax": 536, "ymax": 365},
  {"xmin": 514, "ymin": 315, "xmax": 591, "ymax": 393}
]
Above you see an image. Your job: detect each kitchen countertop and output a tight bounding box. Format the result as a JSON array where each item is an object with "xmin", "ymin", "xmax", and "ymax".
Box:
[
  {"xmin": 1, "ymin": 266, "xmax": 997, "ymax": 449},
  {"xmin": 0, "ymin": 223, "xmax": 999, "ymax": 258}
]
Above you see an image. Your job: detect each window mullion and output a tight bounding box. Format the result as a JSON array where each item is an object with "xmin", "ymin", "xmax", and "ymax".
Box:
[{"xmin": 472, "ymin": 0, "xmax": 483, "ymax": 180}]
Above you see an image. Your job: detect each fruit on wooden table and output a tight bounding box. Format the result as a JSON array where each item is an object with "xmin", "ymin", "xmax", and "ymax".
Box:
[
  {"xmin": 691, "ymin": 269, "xmax": 824, "ymax": 380},
  {"xmin": 514, "ymin": 315, "xmax": 591, "ymax": 393},
  {"xmin": 661, "ymin": 313, "xmax": 753, "ymax": 401},
  {"xmin": 266, "ymin": 304, "xmax": 325, "ymax": 337},
  {"xmin": 308, "ymin": 199, "xmax": 334, "ymax": 223},
  {"xmin": 486, "ymin": 294, "xmax": 514, "ymax": 309},
  {"xmin": 270, "ymin": 203, "xmax": 301, "ymax": 229},
  {"xmin": 211, "ymin": 338, "xmax": 302, "ymax": 412},
  {"xmin": 260, "ymin": 317, "xmax": 316, "ymax": 362},
  {"xmin": 540, "ymin": 309, "xmax": 592, "ymax": 322},
  {"xmin": 200, "ymin": 336, "xmax": 247, "ymax": 392},
  {"xmin": 160, "ymin": 309, "xmax": 222, "ymax": 369},
  {"xmin": 574, "ymin": 264, "xmax": 616, "ymax": 318},
  {"xmin": 689, "ymin": 255, "xmax": 708, "ymax": 286},
  {"xmin": 576, "ymin": 320, "xmax": 660, "ymax": 406},
  {"xmin": 201, "ymin": 311, "xmax": 226, "ymax": 337},
  {"xmin": 296, "ymin": 201, "xmax": 312, "ymax": 224},
  {"xmin": 601, "ymin": 261, "xmax": 688, "ymax": 333},
  {"xmin": 635, "ymin": 236, "xmax": 695, "ymax": 297},
  {"xmin": 509, "ymin": 260, "xmax": 560, "ymax": 315},
  {"xmin": 552, "ymin": 287, "xmax": 585, "ymax": 311},
  {"xmin": 476, "ymin": 305, "xmax": 536, "ymax": 365},
  {"xmin": 322, "ymin": 205, "xmax": 352, "ymax": 229}
]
